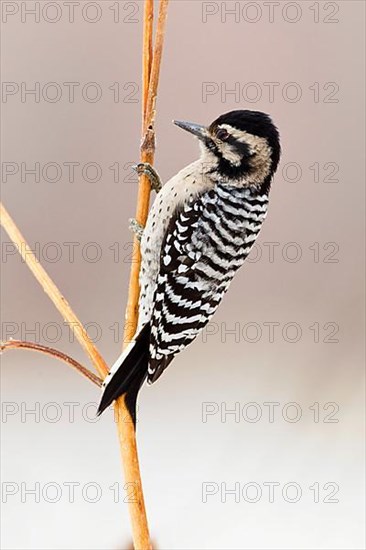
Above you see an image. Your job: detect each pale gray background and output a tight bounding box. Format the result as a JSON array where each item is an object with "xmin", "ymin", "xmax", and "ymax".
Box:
[{"xmin": 1, "ymin": 1, "xmax": 365, "ymax": 549}]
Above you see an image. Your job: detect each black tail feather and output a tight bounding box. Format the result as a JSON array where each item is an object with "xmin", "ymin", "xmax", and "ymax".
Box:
[{"xmin": 97, "ymin": 324, "xmax": 150, "ymax": 423}]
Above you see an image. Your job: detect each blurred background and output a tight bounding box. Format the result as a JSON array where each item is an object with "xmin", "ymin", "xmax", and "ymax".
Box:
[{"xmin": 1, "ymin": 1, "xmax": 365, "ymax": 548}]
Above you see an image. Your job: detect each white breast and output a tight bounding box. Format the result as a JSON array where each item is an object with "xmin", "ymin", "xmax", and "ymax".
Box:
[{"xmin": 137, "ymin": 159, "xmax": 215, "ymax": 331}]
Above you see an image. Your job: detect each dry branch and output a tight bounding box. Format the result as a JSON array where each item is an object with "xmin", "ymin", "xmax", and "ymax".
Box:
[
  {"xmin": 123, "ymin": 0, "xmax": 170, "ymax": 344},
  {"xmin": 0, "ymin": 203, "xmax": 108, "ymax": 379},
  {"xmin": 145, "ymin": 0, "xmax": 170, "ymax": 133},
  {"xmin": 1, "ymin": 340, "xmax": 102, "ymax": 387},
  {"xmin": 0, "ymin": 1, "xmax": 170, "ymax": 548},
  {"xmin": 117, "ymin": 2, "xmax": 170, "ymax": 548},
  {"xmin": 0, "ymin": 202, "xmax": 149, "ymax": 547}
]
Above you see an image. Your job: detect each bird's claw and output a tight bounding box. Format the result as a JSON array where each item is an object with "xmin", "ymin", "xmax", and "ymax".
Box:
[
  {"xmin": 132, "ymin": 162, "xmax": 162, "ymax": 193},
  {"xmin": 129, "ymin": 218, "xmax": 144, "ymax": 242}
]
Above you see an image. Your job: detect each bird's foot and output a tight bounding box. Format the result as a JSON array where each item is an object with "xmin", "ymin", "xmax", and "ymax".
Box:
[
  {"xmin": 132, "ymin": 162, "xmax": 162, "ymax": 193},
  {"xmin": 129, "ymin": 218, "xmax": 144, "ymax": 242}
]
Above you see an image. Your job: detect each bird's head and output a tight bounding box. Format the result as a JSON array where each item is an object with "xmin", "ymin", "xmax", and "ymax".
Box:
[{"xmin": 174, "ymin": 110, "xmax": 281, "ymax": 193}]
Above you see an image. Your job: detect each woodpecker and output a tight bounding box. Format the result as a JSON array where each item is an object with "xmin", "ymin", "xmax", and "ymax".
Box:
[{"xmin": 98, "ymin": 110, "xmax": 281, "ymax": 419}]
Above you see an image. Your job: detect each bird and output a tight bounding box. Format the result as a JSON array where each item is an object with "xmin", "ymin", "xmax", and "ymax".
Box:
[{"xmin": 97, "ymin": 110, "xmax": 281, "ymax": 420}]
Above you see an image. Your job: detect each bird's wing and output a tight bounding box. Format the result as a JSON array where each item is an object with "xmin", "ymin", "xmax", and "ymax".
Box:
[{"xmin": 147, "ymin": 191, "xmax": 229, "ymax": 384}]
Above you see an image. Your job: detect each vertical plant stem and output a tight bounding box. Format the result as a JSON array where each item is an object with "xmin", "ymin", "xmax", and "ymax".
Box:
[
  {"xmin": 118, "ymin": 1, "xmax": 154, "ymax": 545},
  {"xmin": 123, "ymin": 0, "xmax": 170, "ymax": 344},
  {"xmin": 117, "ymin": 1, "xmax": 170, "ymax": 548},
  {"xmin": 123, "ymin": 0, "xmax": 154, "ymax": 346},
  {"xmin": 145, "ymin": 0, "xmax": 170, "ymax": 133},
  {"xmin": 142, "ymin": 0, "xmax": 154, "ymax": 128}
]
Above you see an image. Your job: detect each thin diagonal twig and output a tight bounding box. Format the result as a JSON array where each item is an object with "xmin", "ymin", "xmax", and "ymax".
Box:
[{"xmin": 1, "ymin": 340, "xmax": 102, "ymax": 387}]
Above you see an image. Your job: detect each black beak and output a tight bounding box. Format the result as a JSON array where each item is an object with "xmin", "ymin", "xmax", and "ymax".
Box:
[{"xmin": 173, "ymin": 120, "xmax": 207, "ymax": 141}]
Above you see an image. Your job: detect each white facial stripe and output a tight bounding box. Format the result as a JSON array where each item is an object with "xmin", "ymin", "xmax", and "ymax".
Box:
[
  {"xmin": 209, "ymin": 125, "xmax": 242, "ymax": 167},
  {"xmin": 217, "ymin": 124, "xmax": 273, "ymax": 185},
  {"xmin": 219, "ymin": 124, "xmax": 271, "ymax": 152},
  {"xmin": 216, "ymin": 142, "xmax": 242, "ymax": 166}
]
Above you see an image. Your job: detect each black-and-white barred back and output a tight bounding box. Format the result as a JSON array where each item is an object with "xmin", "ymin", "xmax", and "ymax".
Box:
[
  {"xmin": 146, "ymin": 183, "xmax": 269, "ymax": 383},
  {"xmin": 98, "ymin": 110, "xmax": 280, "ymax": 418}
]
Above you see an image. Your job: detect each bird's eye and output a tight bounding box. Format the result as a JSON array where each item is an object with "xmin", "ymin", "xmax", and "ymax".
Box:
[{"xmin": 216, "ymin": 129, "xmax": 229, "ymax": 141}]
